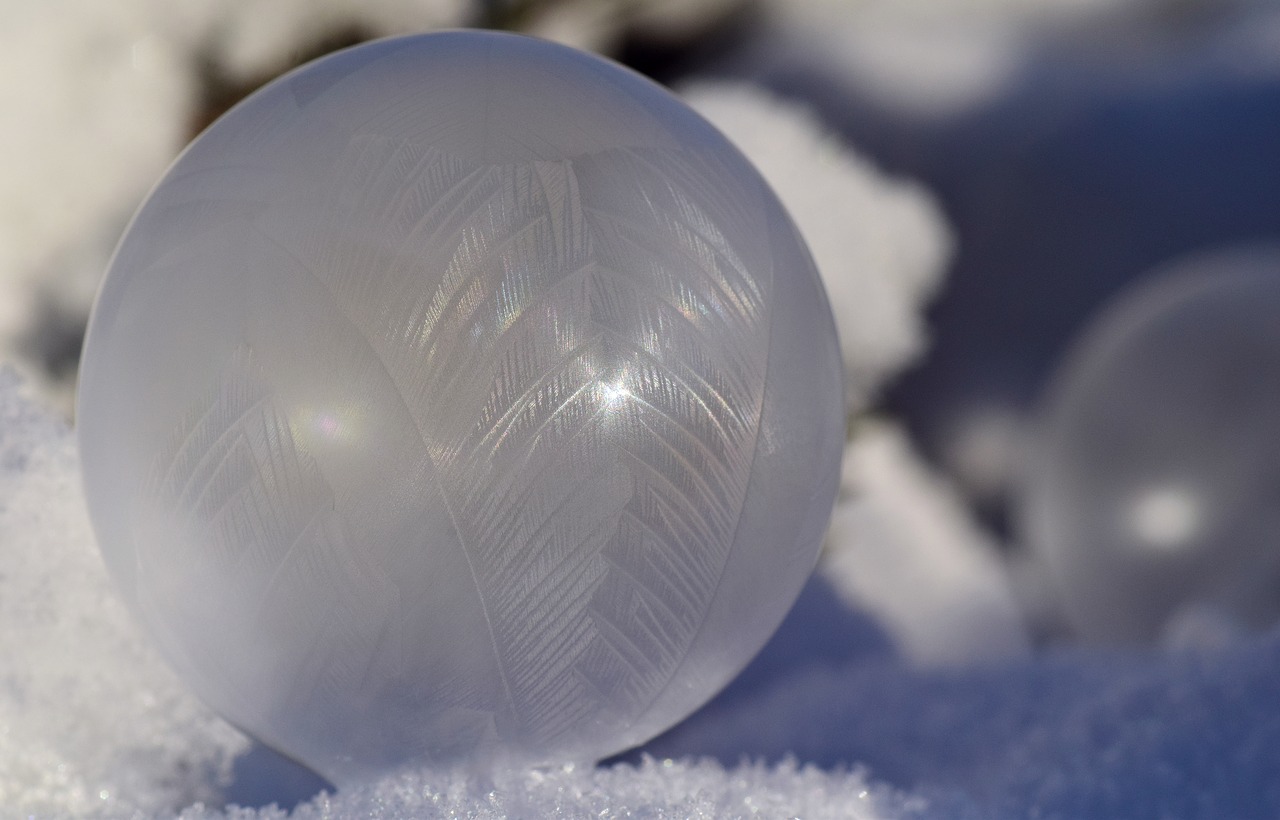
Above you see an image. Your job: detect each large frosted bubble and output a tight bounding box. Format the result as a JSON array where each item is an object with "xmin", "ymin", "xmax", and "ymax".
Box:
[
  {"xmin": 77, "ymin": 31, "xmax": 844, "ymax": 783},
  {"xmin": 1019, "ymin": 247, "xmax": 1280, "ymax": 644}
]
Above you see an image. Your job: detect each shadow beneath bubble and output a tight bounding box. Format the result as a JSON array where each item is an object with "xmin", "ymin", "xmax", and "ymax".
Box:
[
  {"xmin": 220, "ymin": 742, "xmax": 334, "ymax": 812},
  {"xmin": 608, "ymin": 572, "xmax": 894, "ymax": 766}
]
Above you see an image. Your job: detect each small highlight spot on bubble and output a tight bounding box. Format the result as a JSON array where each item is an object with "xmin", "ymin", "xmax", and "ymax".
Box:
[{"xmin": 1126, "ymin": 484, "xmax": 1201, "ymax": 552}]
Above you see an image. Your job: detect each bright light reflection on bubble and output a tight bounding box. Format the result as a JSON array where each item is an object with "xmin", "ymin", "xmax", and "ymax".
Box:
[
  {"xmin": 305, "ymin": 410, "xmax": 346, "ymax": 441},
  {"xmin": 77, "ymin": 31, "xmax": 843, "ymax": 784},
  {"xmin": 600, "ymin": 379, "xmax": 631, "ymax": 406},
  {"xmin": 1125, "ymin": 484, "xmax": 1202, "ymax": 552}
]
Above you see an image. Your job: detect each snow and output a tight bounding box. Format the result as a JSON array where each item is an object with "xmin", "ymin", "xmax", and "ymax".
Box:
[
  {"xmin": 684, "ymin": 84, "xmax": 952, "ymax": 408},
  {"xmin": 5, "ymin": 356, "xmax": 1280, "ymax": 817},
  {"xmin": 0, "ymin": 0, "xmax": 469, "ymax": 414},
  {"xmin": 0, "ymin": 368, "xmax": 246, "ymax": 817},
  {"xmin": 3, "ymin": 1, "xmax": 1279, "ymax": 816},
  {"xmin": 0, "ymin": 3, "xmax": 190, "ymax": 409},
  {"xmin": 824, "ymin": 420, "xmax": 1028, "ymax": 667},
  {"xmin": 522, "ymin": 0, "xmax": 743, "ymax": 53},
  {"xmin": 190, "ymin": 758, "xmax": 916, "ymax": 820},
  {"xmin": 10, "ymin": 347, "xmax": 1274, "ymax": 818},
  {"xmin": 684, "ymin": 87, "xmax": 1023, "ymax": 665},
  {"xmin": 645, "ymin": 626, "xmax": 1280, "ymax": 819},
  {"xmin": 0, "ymin": 374, "xmax": 927, "ymax": 818}
]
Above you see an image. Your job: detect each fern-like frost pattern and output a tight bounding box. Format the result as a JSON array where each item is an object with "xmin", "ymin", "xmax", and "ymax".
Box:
[
  {"xmin": 84, "ymin": 32, "xmax": 846, "ymax": 784},
  {"xmin": 207, "ymin": 135, "xmax": 773, "ymax": 747},
  {"xmin": 135, "ymin": 347, "xmax": 401, "ymax": 735}
]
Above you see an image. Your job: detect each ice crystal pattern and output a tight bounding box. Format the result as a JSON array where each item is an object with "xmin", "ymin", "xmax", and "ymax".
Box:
[{"xmin": 77, "ymin": 32, "xmax": 844, "ymax": 784}]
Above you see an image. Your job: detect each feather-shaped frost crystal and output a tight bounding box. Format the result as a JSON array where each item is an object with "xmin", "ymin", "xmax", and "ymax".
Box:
[{"xmin": 77, "ymin": 31, "xmax": 844, "ymax": 784}]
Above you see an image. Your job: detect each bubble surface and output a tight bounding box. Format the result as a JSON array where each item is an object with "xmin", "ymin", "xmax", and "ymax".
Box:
[
  {"xmin": 76, "ymin": 31, "xmax": 844, "ymax": 783},
  {"xmin": 1019, "ymin": 247, "xmax": 1280, "ymax": 644}
]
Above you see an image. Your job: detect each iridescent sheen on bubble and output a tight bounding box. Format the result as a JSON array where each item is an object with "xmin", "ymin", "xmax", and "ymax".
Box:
[
  {"xmin": 1020, "ymin": 247, "xmax": 1280, "ymax": 644},
  {"xmin": 77, "ymin": 32, "xmax": 844, "ymax": 783}
]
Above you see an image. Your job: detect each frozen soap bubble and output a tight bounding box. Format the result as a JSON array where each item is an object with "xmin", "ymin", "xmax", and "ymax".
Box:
[
  {"xmin": 76, "ymin": 31, "xmax": 844, "ymax": 783},
  {"xmin": 1019, "ymin": 247, "xmax": 1280, "ymax": 645}
]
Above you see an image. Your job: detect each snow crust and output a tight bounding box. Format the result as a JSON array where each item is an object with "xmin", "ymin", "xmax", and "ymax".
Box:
[
  {"xmin": 0, "ymin": 368, "xmax": 246, "ymax": 817},
  {"xmin": 193, "ymin": 758, "xmax": 913, "ymax": 820},
  {"xmin": 647, "ymin": 623, "xmax": 1280, "ymax": 819}
]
